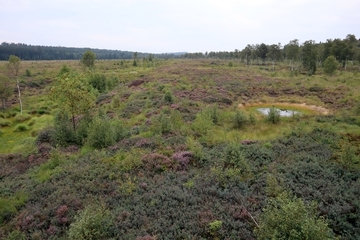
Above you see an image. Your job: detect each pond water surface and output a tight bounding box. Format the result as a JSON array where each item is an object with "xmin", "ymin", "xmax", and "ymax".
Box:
[{"xmin": 257, "ymin": 108, "xmax": 301, "ymax": 117}]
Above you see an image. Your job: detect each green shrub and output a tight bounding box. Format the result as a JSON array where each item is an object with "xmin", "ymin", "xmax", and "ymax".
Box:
[
  {"xmin": 0, "ymin": 198, "xmax": 17, "ymax": 225},
  {"xmin": 192, "ymin": 110, "xmax": 214, "ymax": 135},
  {"xmin": 87, "ymin": 116, "xmax": 118, "ymax": 149},
  {"xmin": 266, "ymin": 106, "xmax": 280, "ymax": 124},
  {"xmin": 68, "ymin": 204, "xmax": 112, "ymax": 240},
  {"xmin": 36, "ymin": 127, "xmax": 55, "ymax": 145},
  {"xmin": 208, "ymin": 220, "xmax": 223, "ymax": 237},
  {"xmin": 211, "ymin": 166, "xmax": 243, "ymax": 187},
  {"xmin": 233, "ymin": 110, "xmax": 248, "ymax": 129},
  {"xmin": 0, "ymin": 191, "xmax": 27, "ymax": 225},
  {"xmin": 265, "ymin": 174, "xmax": 284, "ymax": 197},
  {"xmin": 25, "ymin": 69, "xmax": 31, "ymax": 77},
  {"xmin": 105, "ymin": 76, "xmax": 118, "ymax": 90},
  {"xmin": 255, "ymin": 192, "xmax": 335, "ymax": 240},
  {"xmin": 53, "ymin": 112, "xmax": 77, "ymax": 147},
  {"xmin": 111, "ymin": 96, "xmax": 121, "ymax": 108},
  {"xmin": 14, "ymin": 113, "xmax": 31, "ymax": 123},
  {"xmin": 113, "ymin": 120, "xmax": 129, "ymax": 142},
  {"xmin": 58, "ymin": 64, "xmax": 71, "ymax": 76},
  {"xmin": 186, "ymin": 136, "xmax": 204, "ymax": 163},
  {"xmin": 163, "ymin": 91, "xmax": 174, "ymax": 104},
  {"xmin": 14, "ymin": 123, "xmax": 29, "ymax": 132},
  {"xmin": 75, "ymin": 115, "xmax": 92, "ymax": 145},
  {"xmin": 89, "ymin": 73, "xmax": 106, "ymax": 93},
  {"xmin": 323, "ymin": 55, "xmax": 338, "ymax": 76},
  {"xmin": 249, "ymin": 112, "xmax": 256, "ymax": 124},
  {"xmin": 169, "ymin": 109, "xmax": 184, "ymax": 131},
  {"xmin": 150, "ymin": 113, "xmax": 172, "ymax": 135},
  {"xmin": 207, "ymin": 105, "xmax": 219, "ymax": 125},
  {"xmin": 224, "ymin": 142, "xmax": 245, "ymax": 168}
]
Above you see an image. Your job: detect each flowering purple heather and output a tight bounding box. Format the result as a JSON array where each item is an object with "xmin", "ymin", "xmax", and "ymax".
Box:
[{"xmin": 172, "ymin": 151, "xmax": 193, "ymax": 170}]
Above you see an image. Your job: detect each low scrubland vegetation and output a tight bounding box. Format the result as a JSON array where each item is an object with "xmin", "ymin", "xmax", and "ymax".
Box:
[{"xmin": 0, "ymin": 56, "xmax": 360, "ymax": 239}]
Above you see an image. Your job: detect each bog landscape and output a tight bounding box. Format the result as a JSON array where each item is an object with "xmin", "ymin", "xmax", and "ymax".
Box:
[{"xmin": 0, "ymin": 36, "xmax": 360, "ymax": 239}]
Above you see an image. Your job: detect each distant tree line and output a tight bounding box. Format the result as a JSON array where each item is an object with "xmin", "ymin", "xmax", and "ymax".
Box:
[
  {"xmin": 0, "ymin": 42, "xmax": 177, "ymax": 60},
  {"xmin": 181, "ymin": 34, "xmax": 360, "ymax": 68}
]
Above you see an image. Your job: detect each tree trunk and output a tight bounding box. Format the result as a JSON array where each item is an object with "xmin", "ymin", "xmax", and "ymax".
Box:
[{"xmin": 16, "ymin": 77, "xmax": 22, "ymax": 115}]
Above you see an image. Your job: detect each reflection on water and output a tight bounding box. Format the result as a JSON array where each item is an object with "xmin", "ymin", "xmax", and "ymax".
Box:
[{"xmin": 257, "ymin": 108, "xmax": 301, "ymax": 117}]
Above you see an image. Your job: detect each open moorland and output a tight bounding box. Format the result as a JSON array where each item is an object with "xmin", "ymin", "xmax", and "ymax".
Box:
[{"xmin": 0, "ymin": 58, "xmax": 360, "ymax": 239}]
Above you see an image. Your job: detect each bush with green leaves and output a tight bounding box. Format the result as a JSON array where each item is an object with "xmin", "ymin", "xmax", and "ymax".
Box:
[
  {"xmin": 25, "ymin": 69, "xmax": 31, "ymax": 77},
  {"xmin": 74, "ymin": 114, "xmax": 92, "ymax": 145},
  {"xmin": 192, "ymin": 110, "xmax": 214, "ymax": 135},
  {"xmin": 81, "ymin": 50, "xmax": 96, "ymax": 69},
  {"xmin": 151, "ymin": 113, "xmax": 172, "ymax": 135},
  {"xmin": 58, "ymin": 64, "xmax": 71, "ymax": 76},
  {"xmin": 86, "ymin": 113, "xmax": 128, "ymax": 149},
  {"xmin": 163, "ymin": 91, "xmax": 174, "ymax": 105},
  {"xmin": 52, "ymin": 111, "xmax": 77, "ymax": 147},
  {"xmin": 105, "ymin": 75, "xmax": 118, "ymax": 90},
  {"xmin": 186, "ymin": 136, "xmax": 204, "ymax": 163},
  {"xmin": 169, "ymin": 109, "xmax": 184, "ymax": 131},
  {"xmin": 208, "ymin": 220, "xmax": 223, "ymax": 237},
  {"xmin": 0, "ymin": 191, "xmax": 27, "ymax": 225},
  {"xmin": 233, "ymin": 110, "xmax": 248, "ymax": 129},
  {"xmin": 207, "ymin": 105, "xmax": 219, "ymax": 125},
  {"xmin": 323, "ymin": 55, "xmax": 338, "ymax": 75},
  {"xmin": 266, "ymin": 106, "xmax": 280, "ymax": 124},
  {"xmin": 87, "ymin": 116, "xmax": 116, "ymax": 149},
  {"xmin": 68, "ymin": 204, "xmax": 113, "ymax": 240},
  {"xmin": 112, "ymin": 120, "xmax": 129, "ymax": 142},
  {"xmin": 89, "ymin": 73, "xmax": 106, "ymax": 93},
  {"xmin": 255, "ymin": 192, "xmax": 335, "ymax": 240}
]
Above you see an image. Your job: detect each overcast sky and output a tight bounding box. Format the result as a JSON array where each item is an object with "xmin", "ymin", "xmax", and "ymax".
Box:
[{"xmin": 1, "ymin": 0, "xmax": 359, "ymax": 53}]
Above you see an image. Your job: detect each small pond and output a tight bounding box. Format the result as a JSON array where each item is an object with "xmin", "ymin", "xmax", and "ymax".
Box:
[{"xmin": 257, "ymin": 108, "xmax": 301, "ymax": 117}]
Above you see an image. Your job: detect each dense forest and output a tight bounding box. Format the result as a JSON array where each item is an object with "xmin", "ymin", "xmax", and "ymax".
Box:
[
  {"xmin": 0, "ymin": 43, "xmax": 179, "ymax": 61},
  {"xmin": 1, "ymin": 34, "xmax": 359, "ymax": 66},
  {"xmin": 0, "ymin": 34, "xmax": 360, "ymax": 239}
]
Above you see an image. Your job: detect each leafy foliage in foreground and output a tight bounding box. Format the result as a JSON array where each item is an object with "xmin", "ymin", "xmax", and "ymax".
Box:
[
  {"xmin": 255, "ymin": 192, "xmax": 335, "ymax": 239},
  {"xmin": 0, "ymin": 128, "xmax": 359, "ymax": 239}
]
